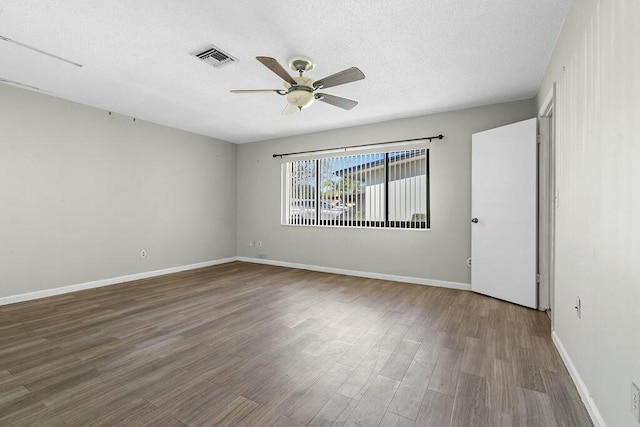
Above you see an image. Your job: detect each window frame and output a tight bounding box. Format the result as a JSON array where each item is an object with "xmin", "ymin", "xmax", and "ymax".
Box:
[{"xmin": 283, "ymin": 149, "xmax": 430, "ymax": 230}]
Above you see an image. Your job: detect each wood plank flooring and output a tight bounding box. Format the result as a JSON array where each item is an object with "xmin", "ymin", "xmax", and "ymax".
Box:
[{"xmin": 0, "ymin": 262, "xmax": 592, "ymax": 426}]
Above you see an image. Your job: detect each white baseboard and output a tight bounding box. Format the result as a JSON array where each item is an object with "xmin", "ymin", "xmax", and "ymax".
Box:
[
  {"xmin": 551, "ymin": 331, "xmax": 607, "ymax": 427},
  {"xmin": 0, "ymin": 257, "xmax": 238, "ymax": 307},
  {"xmin": 236, "ymin": 257, "xmax": 470, "ymax": 291},
  {"xmin": 1, "ymin": 256, "xmax": 470, "ymax": 306}
]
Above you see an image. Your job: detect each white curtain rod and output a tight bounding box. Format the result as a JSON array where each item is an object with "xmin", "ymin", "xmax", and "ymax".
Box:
[{"xmin": 272, "ymin": 135, "xmax": 444, "ymax": 158}]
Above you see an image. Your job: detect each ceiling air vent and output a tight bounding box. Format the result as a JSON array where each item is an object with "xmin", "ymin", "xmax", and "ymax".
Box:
[{"xmin": 191, "ymin": 44, "xmax": 237, "ymax": 68}]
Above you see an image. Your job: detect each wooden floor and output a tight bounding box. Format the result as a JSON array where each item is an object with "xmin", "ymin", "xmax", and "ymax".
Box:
[{"xmin": 0, "ymin": 262, "xmax": 591, "ymax": 426}]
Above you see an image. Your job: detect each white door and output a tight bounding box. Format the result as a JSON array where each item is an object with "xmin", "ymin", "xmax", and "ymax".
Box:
[{"xmin": 471, "ymin": 118, "xmax": 537, "ymax": 308}]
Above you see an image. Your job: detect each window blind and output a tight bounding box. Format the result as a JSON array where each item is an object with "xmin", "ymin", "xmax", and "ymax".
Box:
[{"xmin": 282, "ymin": 148, "xmax": 429, "ymax": 229}]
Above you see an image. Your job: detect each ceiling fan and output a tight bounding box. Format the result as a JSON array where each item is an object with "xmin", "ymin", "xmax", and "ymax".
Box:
[{"xmin": 231, "ymin": 56, "xmax": 365, "ymax": 114}]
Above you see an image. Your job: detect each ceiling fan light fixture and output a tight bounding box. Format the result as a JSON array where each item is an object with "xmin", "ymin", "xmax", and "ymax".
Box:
[{"xmin": 286, "ymin": 89, "xmax": 315, "ymax": 110}]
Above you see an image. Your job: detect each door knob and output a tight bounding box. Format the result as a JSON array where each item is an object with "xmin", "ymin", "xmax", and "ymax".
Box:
[{"xmin": 471, "ymin": 218, "xmax": 479, "ymax": 223}]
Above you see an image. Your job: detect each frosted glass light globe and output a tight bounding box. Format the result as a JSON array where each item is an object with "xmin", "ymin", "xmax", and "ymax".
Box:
[
  {"xmin": 284, "ymin": 76, "xmax": 316, "ymax": 110},
  {"xmin": 286, "ymin": 90, "xmax": 315, "ymax": 109}
]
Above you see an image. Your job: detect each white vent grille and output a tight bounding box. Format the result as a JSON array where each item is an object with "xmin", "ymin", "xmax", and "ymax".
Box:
[{"xmin": 192, "ymin": 45, "xmax": 237, "ymax": 68}]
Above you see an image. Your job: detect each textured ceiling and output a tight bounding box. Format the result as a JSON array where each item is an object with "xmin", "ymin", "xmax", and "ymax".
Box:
[{"xmin": 0, "ymin": 1, "xmax": 570, "ymax": 143}]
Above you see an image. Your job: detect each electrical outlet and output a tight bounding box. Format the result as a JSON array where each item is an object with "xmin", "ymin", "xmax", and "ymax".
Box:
[
  {"xmin": 139, "ymin": 249, "xmax": 147, "ymax": 259},
  {"xmin": 632, "ymin": 382, "xmax": 640, "ymax": 423},
  {"xmin": 257, "ymin": 241, "xmax": 263, "ymax": 248},
  {"xmin": 574, "ymin": 297, "xmax": 581, "ymax": 319},
  {"xmin": 466, "ymin": 257, "xmax": 472, "ymax": 268}
]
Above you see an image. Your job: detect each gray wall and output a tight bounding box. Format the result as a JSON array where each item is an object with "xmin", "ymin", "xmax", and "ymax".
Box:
[
  {"xmin": 0, "ymin": 84, "xmax": 237, "ymax": 299},
  {"xmin": 538, "ymin": 1, "xmax": 640, "ymax": 425},
  {"xmin": 237, "ymin": 99, "xmax": 536, "ymax": 285}
]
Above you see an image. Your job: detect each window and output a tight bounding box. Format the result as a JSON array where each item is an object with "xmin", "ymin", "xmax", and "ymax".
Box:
[{"xmin": 282, "ymin": 148, "xmax": 429, "ymax": 229}]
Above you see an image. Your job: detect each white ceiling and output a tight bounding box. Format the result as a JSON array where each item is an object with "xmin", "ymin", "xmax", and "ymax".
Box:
[{"xmin": 0, "ymin": 1, "xmax": 570, "ymax": 143}]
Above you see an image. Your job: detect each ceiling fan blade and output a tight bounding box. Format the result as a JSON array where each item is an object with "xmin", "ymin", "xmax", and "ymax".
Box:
[
  {"xmin": 281, "ymin": 103, "xmax": 299, "ymax": 115},
  {"xmin": 314, "ymin": 93, "xmax": 358, "ymax": 110},
  {"xmin": 230, "ymin": 89, "xmax": 284, "ymax": 94},
  {"xmin": 313, "ymin": 67, "xmax": 365, "ymax": 90},
  {"xmin": 256, "ymin": 56, "xmax": 297, "ymax": 86}
]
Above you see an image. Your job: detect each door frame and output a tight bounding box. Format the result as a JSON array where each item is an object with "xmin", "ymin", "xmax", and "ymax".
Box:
[{"xmin": 538, "ymin": 85, "xmax": 556, "ymax": 325}]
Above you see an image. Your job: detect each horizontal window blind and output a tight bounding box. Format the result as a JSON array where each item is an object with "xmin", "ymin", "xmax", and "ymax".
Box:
[{"xmin": 282, "ymin": 148, "xmax": 429, "ymax": 229}]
